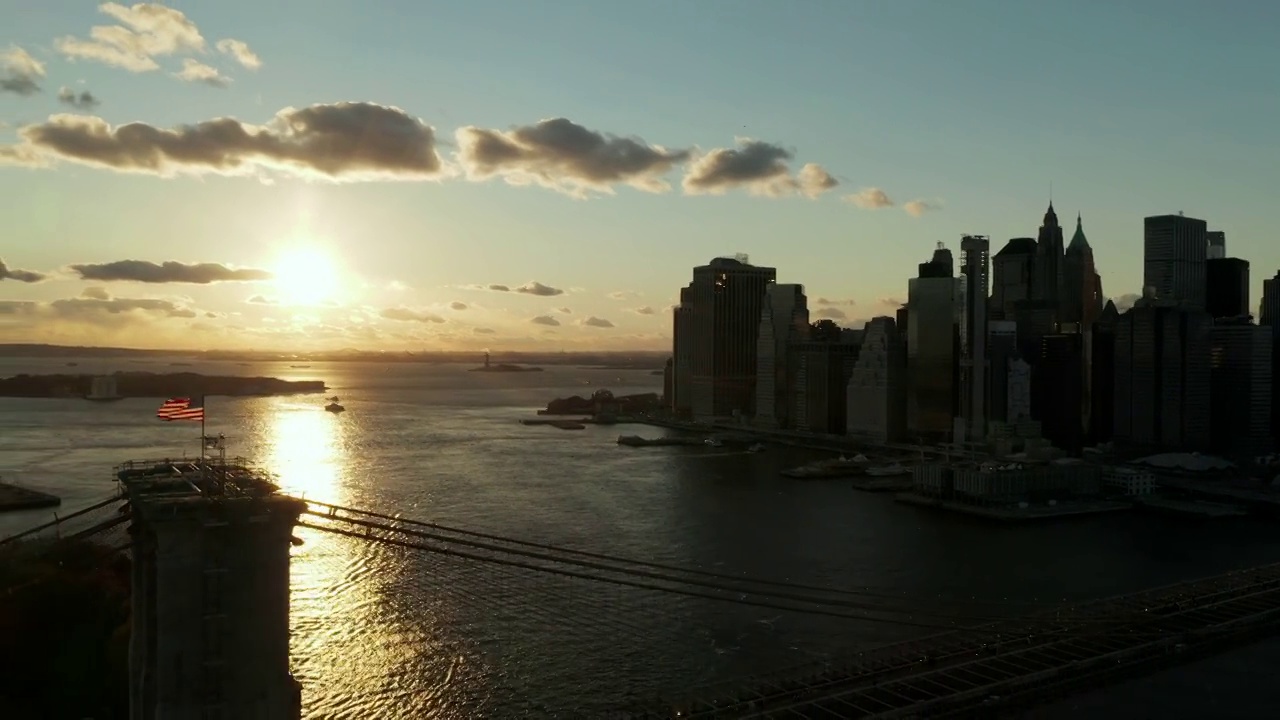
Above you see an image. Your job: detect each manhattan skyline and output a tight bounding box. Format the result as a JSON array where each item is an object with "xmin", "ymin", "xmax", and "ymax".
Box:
[{"xmin": 2, "ymin": 0, "xmax": 1278, "ymax": 351}]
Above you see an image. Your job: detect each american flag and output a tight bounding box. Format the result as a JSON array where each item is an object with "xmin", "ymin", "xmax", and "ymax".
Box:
[{"xmin": 157, "ymin": 397, "xmax": 204, "ymax": 421}]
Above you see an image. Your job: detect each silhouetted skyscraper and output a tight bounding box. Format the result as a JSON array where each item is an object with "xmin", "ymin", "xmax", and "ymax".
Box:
[
  {"xmin": 986, "ymin": 321, "xmax": 1018, "ymax": 425},
  {"xmin": 1261, "ymin": 272, "xmax": 1280, "ymax": 444},
  {"xmin": 791, "ymin": 339, "xmax": 860, "ymax": 434},
  {"xmin": 959, "ymin": 235, "xmax": 989, "ymax": 441},
  {"xmin": 1113, "ymin": 302, "xmax": 1212, "ymax": 450},
  {"xmin": 1063, "ymin": 214, "xmax": 1104, "ymax": 328},
  {"xmin": 1088, "ymin": 301, "xmax": 1119, "ymax": 444},
  {"xmin": 990, "ymin": 238, "xmax": 1036, "ymax": 321},
  {"xmin": 1209, "ymin": 320, "xmax": 1273, "ymax": 458},
  {"xmin": 1032, "ymin": 333, "xmax": 1085, "ymax": 453},
  {"xmin": 754, "ymin": 283, "xmax": 808, "ymax": 429},
  {"xmin": 1205, "ymin": 257, "xmax": 1250, "ymax": 319},
  {"xmin": 907, "ymin": 242, "xmax": 958, "ymax": 439},
  {"xmin": 846, "ymin": 316, "xmax": 906, "ymax": 443},
  {"xmin": 672, "ymin": 286, "xmax": 694, "ymax": 418},
  {"xmin": 1144, "ymin": 214, "xmax": 1208, "ymax": 309},
  {"xmin": 1033, "ymin": 203, "xmax": 1065, "ymax": 309},
  {"xmin": 683, "ymin": 256, "xmax": 777, "ymax": 420}
]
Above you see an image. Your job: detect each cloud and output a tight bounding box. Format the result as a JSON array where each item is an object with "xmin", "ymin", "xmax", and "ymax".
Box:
[
  {"xmin": 379, "ymin": 307, "xmax": 444, "ymax": 324},
  {"xmin": 796, "ymin": 163, "xmax": 838, "ymax": 199},
  {"xmin": 608, "ymin": 291, "xmax": 630, "ymax": 300},
  {"xmin": 449, "ymin": 301, "xmax": 468, "ymax": 310},
  {"xmin": 54, "ymin": 2, "xmax": 206, "ymax": 73},
  {"xmin": 877, "ymin": 296, "xmax": 905, "ymax": 308},
  {"xmin": 69, "ymin": 260, "xmax": 272, "ymax": 283},
  {"xmin": 682, "ymin": 138, "xmax": 836, "ymax": 198},
  {"xmin": 815, "ymin": 297, "xmax": 856, "ymax": 306},
  {"xmin": 57, "ymin": 86, "xmax": 101, "ymax": 110},
  {"xmin": 81, "ymin": 286, "xmax": 110, "ymax": 300},
  {"xmin": 633, "ymin": 306, "xmax": 655, "ymax": 315},
  {"xmin": 1112, "ymin": 293, "xmax": 1141, "ymax": 313},
  {"xmin": 0, "ymin": 258, "xmax": 47, "ymax": 283},
  {"xmin": 530, "ymin": 315, "xmax": 561, "ymax": 326},
  {"xmin": 1, "ymin": 295, "xmax": 196, "ymax": 320},
  {"xmin": 0, "ymin": 102, "xmax": 446, "ymax": 182},
  {"xmin": 815, "ymin": 307, "xmax": 847, "ymax": 320},
  {"xmin": 514, "ymin": 281, "xmax": 564, "ymax": 297},
  {"xmin": 246, "ymin": 295, "xmax": 277, "ymax": 304},
  {"xmin": 473, "ymin": 327, "xmax": 495, "ymax": 335},
  {"xmin": 904, "ymin": 199, "xmax": 941, "ymax": 217},
  {"xmin": 556, "ymin": 307, "xmax": 572, "ymax": 314},
  {"xmin": 1, "ymin": 46, "xmax": 45, "ymax": 95},
  {"xmin": 844, "ymin": 187, "xmax": 895, "ymax": 209},
  {"xmin": 580, "ymin": 316, "xmax": 614, "ymax": 328},
  {"xmin": 215, "ymin": 39, "xmax": 261, "ymax": 70},
  {"xmin": 456, "ymin": 117, "xmax": 690, "ymax": 197},
  {"xmin": 174, "ymin": 58, "xmax": 230, "ymax": 87}
]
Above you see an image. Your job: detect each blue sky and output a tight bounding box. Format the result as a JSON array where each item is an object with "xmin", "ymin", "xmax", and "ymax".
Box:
[{"xmin": 2, "ymin": 0, "xmax": 1278, "ymax": 350}]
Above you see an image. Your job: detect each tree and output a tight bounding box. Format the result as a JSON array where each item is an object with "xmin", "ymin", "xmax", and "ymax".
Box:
[{"xmin": 810, "ymin": 318, "xmax": 842, "ymax": 342}]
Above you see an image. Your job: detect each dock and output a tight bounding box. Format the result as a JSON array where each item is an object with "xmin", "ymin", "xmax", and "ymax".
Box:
[
  {"xmin": 0, "ymin": 481, "xmax": 61, "ymax": 513},
  {"xmin": 895, "ymin": 492, "xmax": 1131, "ymax": 522}
]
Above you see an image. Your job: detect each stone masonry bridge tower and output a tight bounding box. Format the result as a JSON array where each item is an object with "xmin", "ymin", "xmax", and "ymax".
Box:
[{"xmin": 118, "ymin": 453, "xmax": 306, "ymax": 720}]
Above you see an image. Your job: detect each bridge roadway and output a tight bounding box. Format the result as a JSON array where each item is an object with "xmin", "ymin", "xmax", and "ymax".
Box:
[{"xmin": 654, "ymin": 561, "xmax": 1280, "ymax": 718}]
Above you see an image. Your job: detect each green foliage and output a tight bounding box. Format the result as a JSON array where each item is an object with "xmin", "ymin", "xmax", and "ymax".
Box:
[{"xmin": 0, "ymin": 539, "xmax": 130, "ymax": 718}]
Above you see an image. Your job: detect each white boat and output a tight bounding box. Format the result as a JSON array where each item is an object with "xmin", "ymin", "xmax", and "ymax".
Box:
[
  {"xmin": 704, "ymin": 438, "xmax": 723, "ymax": 447},
  {"xmin": 86, "ymin": 375, "xmax": 123, "ymax": 402},
  {"xmin": 748, "ymin": 443, "xmax": 766, "ymax": 453}
]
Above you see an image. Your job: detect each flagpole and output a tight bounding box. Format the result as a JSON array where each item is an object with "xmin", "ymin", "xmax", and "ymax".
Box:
[{"xmin": 200, "ymin": 394, "xmax": 207, "ymax": 463}]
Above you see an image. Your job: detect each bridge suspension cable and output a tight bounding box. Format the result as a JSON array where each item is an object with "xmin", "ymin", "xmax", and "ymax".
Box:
[
  {"xmin": 296, "ymin": 503, "xmax": 1143, "ymax": 630},
  {"xmin": 298, "ymin": 498, "xmax": 1062, "ymax": 607}
]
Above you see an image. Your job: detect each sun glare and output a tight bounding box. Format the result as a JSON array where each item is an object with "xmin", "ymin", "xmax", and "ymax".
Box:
[{"xmin": 274, "ymin": 247, "xmax": 341, "ymax": 306}]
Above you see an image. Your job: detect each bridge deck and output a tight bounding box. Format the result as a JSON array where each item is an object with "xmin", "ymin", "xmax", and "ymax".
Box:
[{"xmin": 655, "ymin": 562, "xmax": 1280, "ymax": 718}]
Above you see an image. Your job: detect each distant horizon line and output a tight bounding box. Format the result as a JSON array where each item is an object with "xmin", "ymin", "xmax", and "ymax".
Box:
[{"xmin": 0, "ymin": 342, "xmax": 671, "ymax": 357}]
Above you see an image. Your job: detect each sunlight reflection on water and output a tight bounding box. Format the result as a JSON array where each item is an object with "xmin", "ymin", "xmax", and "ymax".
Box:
[{"xmin": 262, "ymin": 401, "xmax": 478, "ymax": 718}]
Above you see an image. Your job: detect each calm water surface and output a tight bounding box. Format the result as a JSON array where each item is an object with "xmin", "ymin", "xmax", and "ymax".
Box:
[{"xmin": 3, "ymin": 357, "xmax": 1280, "ymax": 717}]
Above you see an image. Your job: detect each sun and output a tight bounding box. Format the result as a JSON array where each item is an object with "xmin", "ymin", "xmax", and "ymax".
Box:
[{"xmin": 273, "ymin": 247, "xmax": 341, "ymax": 306}]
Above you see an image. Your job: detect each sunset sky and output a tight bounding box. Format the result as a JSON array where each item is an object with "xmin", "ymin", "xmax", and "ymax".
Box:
[{"xmin": 2, "ymin": 1, "xmax": 1278, "ymax": 351}]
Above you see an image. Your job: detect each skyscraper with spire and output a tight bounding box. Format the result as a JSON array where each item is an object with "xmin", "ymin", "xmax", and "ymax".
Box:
[
  {"xmin": 1033, "ymin": 202, "xmax": 1066, "ymax": 311},
  {"xmin": 1063, "ymin": 213, "xmax": 1105, "ymax": 328}
]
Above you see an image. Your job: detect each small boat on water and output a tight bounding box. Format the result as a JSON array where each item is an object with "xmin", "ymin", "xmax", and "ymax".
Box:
[
  {"xmin": 704, "ymin": 438, "xmax": 723, "ymax": 448},
  {"xmin": 324, "ymin": 396, "xmax": 345, "ymax": 413},
  {"xmin": 748, "ymin": 443, "xmax": 766, "ymax": 453}
]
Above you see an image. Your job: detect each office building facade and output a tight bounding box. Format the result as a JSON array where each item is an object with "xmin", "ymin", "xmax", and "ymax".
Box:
[
  {"xmin": 959, "ymin": 235, "xmax": 990, "ymax": 441},
  {"xmin": 1143, "ymin": 214, "xmax": 1208, "ymax": 309},
  {"xmin": 1209, "ymin": 321, "xmax": 1273, "ymax": 458},
  {"xmin": 990, "ymin": 238, "xmax": 1037, "ymax": 321},
  {"xmin": 1113, "ymin": 303, "xmax": 1212, "ymax": 450},
  {"xmin": 753, "ymin": 283, "xmax": 808, "ymax": 429},
  {"xmin": 790, "ymin": 340, "xmax": 860, "ymax": 434},
  {"xmin": 1063, "ymin": 214, "xmax": 1104, "ymax": 328},
  {"xmin": 1205, "ymin": 257, "xmax": 1250, "ymax": 319},
  {"xmin": 907, "ymin": 243, "xmax": 959, "ymax": 439},
  {"xmin": 683, "ymin": 256, "xmax": 777, "ymax": 421},
  {"xmin": 846, "ymin": 316, "xmax": 907, "ymax": 443}
]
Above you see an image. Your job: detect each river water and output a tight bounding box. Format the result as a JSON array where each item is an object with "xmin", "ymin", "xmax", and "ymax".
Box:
[{"xmin": 3, "ymin": 357, "xmax": 1280, "ymax": 718}]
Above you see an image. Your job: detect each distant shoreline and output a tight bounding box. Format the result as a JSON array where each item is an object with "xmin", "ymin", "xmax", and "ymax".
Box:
[
  {"xmin": 0, "ymin": 372, "xmax": 326, "ymax": 399},
  {"xmin": 0, "ymin": 343, "xmax": 669, "ymax": 369}
]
